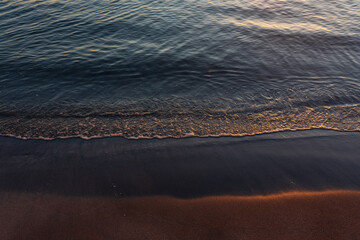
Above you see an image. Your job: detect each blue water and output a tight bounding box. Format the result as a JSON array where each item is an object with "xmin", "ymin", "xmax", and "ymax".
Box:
[{"xmin": 0, "ymin": 0, "xmax": 360, "ymax": 139}]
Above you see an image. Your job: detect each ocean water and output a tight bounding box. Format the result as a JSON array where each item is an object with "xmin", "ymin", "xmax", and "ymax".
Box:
[{"xmin": 0, "ymin": 0, "xmax": 359, "ymax": 139}]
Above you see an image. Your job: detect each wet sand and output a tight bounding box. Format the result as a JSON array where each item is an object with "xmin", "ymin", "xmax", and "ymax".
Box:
[
  {"xmin": 1, "ymin": 130, "xmax": 360, "ymax": 197},
  {"xmin": 1, "ymin": 190, "xmax": 360, "ymax": 240}
]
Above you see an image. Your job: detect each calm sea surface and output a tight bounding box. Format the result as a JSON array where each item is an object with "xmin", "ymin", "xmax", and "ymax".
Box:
[{"xmin": 0, "ymin": 0, "xmax": 359, "ymax": 139}]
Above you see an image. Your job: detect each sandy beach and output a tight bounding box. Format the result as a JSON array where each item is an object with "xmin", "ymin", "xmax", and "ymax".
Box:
[
  {"xmin": 1, "ymin": 190, "xmax": 360, "ymax": 240},
  {"xmin": 1, "ymin": 130, "xmax": 360, "ymax": 239}
]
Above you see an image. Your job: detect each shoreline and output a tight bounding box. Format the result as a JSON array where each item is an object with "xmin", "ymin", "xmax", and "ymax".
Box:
[{"xmin": 1, "ymin": 128, "xmax": 359, "ymax": 141}]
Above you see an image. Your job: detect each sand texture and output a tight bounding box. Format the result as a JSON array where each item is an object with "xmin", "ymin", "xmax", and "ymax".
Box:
[{"xmin": 1, "ymin": 191, "xmax": 360, "ymax": 240}]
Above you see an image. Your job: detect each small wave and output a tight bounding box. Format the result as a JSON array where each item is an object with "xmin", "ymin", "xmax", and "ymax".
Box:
[
  {"xmin": 1, "ymin": 128, "xmax": 358, "ymax": 141},
  {"xmin": 1, "ymin": 103, "xmax": 359, "ymax": 140}
]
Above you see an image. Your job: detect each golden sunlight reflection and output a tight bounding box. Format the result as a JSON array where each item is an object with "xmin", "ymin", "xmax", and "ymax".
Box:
[{"xmin": 221, "ymin": 18, "xmax": 330, "ymax": 33}]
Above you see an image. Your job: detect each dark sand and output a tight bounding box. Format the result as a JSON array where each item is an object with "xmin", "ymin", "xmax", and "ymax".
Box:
[{"xmin": 1, "ymin": 191, "xmax": 360, "ymax": 240}]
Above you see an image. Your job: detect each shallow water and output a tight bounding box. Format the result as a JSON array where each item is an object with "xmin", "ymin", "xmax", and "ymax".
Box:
[{"xmin": 0, "ymin": 0, "xmax": 359, "ymax": 139}]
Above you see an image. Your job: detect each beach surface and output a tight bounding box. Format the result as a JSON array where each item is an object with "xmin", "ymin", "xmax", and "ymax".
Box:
[
  {"xmin": 1, "ymin": 130, "xmax": 360, "ymax": 239},
  {"xmin": 1, "ymin": 191, "xmax": 360, "ymax": 240},
  {"xmin": 1, "ymin": 130, "xmax": 360, "ymax": 197}
]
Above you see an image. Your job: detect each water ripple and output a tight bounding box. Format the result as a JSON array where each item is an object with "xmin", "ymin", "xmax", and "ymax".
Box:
[{"xmin": 0, "ymin": 0, "xmax": 359, "ymax": 139}]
